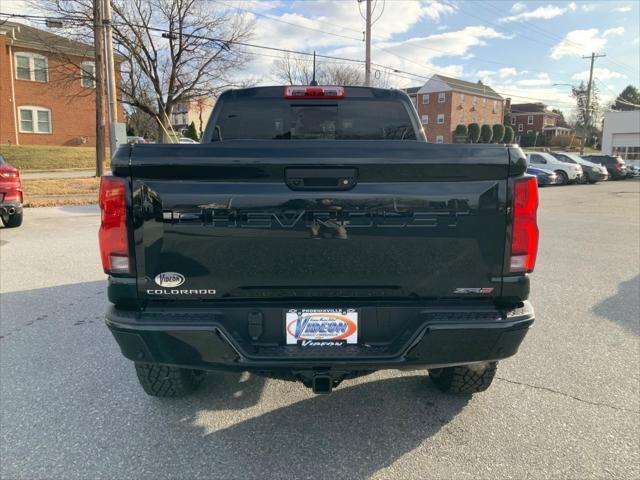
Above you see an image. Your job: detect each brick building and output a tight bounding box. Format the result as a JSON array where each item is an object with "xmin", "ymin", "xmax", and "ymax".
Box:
[
  {"xmin": 170, "ymin": 96, "xmax": 214, "ymax": 139},
  {"xmin": 406, "ymin": 75, "xmax": 504, "ymax": 144},
  {"xmin": 0, "ymin": 21, "xmax": 123, "ymax": 146},
  {"xmin": 509, "ymin": 102, "xmax": 572, "ymax": 143}
]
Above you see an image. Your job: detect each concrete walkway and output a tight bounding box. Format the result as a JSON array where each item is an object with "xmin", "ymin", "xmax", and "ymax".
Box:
[{"xmin": 21, "ymin": 169, "xmax": 96, "ymax": 180}]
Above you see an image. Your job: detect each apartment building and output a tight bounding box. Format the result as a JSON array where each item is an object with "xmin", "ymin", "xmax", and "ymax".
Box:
[
  {"xmin": 0, "ymin": 21, "xmax": 123, "ymax": 146},
  {"xmin": 409, "ymin": 75, "xmax": 504, "ymax": 143}
]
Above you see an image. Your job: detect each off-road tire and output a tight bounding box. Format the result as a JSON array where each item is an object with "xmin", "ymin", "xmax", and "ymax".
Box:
[
  {"xmin": 134, "ymin": 363, "xmax": 205, "ymax": 397},
  {"xmin": 4, "ymin": 212, "xmax": 23, "ymax": 228},
  {"xmin": 428, "ymin": 362, "xmax": 497, "ymax": 394}
]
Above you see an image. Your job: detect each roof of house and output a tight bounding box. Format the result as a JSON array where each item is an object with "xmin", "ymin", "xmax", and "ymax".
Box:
[
  {"xmin": 511, "ymin": 103, "xmax": 559, "ymax": 115},
  {"xmin": 417, "ymin": 74, "xmax": 503, "ymax": 100},
  {"xmin": 0, "ymin": 21, "xmax": 104, "ymax": 59}
]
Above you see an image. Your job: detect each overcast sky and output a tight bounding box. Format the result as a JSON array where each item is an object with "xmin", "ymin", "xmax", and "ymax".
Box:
[{"xmin": 4, "ymin": 0, "xmax": 639, "ymax": 113}]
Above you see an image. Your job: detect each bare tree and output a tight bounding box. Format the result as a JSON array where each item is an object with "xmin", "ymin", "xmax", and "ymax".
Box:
[
  {"xmin": 38, "ymin": 0, "xmax": 254, "ymax": 140},
  {"xmin": 271, "ymin": 53, "xmax": 390, "ymax": 87}
]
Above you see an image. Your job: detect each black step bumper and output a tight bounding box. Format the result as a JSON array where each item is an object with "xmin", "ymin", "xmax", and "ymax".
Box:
[{"xmin": 106, "ymin": 301, "xmax": 534, "ymax": 372}]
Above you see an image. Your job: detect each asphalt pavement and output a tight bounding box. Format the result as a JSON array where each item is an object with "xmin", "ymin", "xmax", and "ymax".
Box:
[{"xmin": 1, "ymin": 180, "xmax": 639, "ymax": 479}]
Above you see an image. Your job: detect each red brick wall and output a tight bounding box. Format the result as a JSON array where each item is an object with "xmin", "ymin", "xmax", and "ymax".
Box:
[
  {"xmin": 416, "ymin": 90, "xmax": 504, "ymax": 143},
  {"xmin": 0, "ymin": 40, "xmax": 124, "ymax": 146},
  {"xmin": 512, "ymin": 113, "xmax": 557, "ymax": 135}
]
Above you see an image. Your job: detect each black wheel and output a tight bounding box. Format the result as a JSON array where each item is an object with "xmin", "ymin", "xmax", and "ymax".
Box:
[
  {"xmin": 4, "ymin": 212, "xmax": 23, "ymax": 228},
  {"xmin": 428, "ymin": 362, "xmax": 497, "ymax": 394},
  {"xmin": 134, "ymin": 363, "xmax": 205, "ymax": 397},
  {"xmin": 555, "ymin": 171, "xmax": 568, "ymax": 185}
]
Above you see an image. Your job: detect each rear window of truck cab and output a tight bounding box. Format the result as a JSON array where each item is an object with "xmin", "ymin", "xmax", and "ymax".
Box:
[{"xmin": 212, "ymin": 99, "xmax": 417, "ymax": 141}]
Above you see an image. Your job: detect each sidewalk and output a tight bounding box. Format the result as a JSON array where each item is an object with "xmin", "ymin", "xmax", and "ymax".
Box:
[{"xmin": 21, "ymin": 169, "xmax": 95, "ymax": 180}]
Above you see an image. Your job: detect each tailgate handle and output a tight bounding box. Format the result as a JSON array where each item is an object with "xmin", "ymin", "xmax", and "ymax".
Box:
[{"xmin": 285, "ymin": 168, "xmax": 357, "ymax": 190}]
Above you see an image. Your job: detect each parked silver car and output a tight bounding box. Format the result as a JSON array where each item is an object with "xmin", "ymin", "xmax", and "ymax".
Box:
[{"xmin": 526, "ymin": 152, "xmax": 583, "ymax": 185}]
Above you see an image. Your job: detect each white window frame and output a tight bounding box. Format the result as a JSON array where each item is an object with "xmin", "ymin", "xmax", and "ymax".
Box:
[
  {"xmin": 527, "ymin": 115, "xmax": 534, "ymax": 125},
  {"xmin": 436, "ymin": 135, "xmax": 444, "ymax": 144},
  {"xmin": 438, "ymin": 92, "xmax": 446, "ymax": 103},
  {"xmin": 493, "ymin": 100, "xmax": 498, "ymax": 113},
  {"xmin": 483, "ymin": 98, "xmax": 487, "ymax": 105},
  {"xmin": 422, "ymin": 94, "xmax": 429, "ymax": 104},
  {"xmin": 518, "ymin": 124, "xmax": 523, "ymax": 132},
  {"xmin": 18, "ymin": 106, "xmax": 52, "ymax": 134},
  {"xmin": 80, "ymin": 61, "xmax": 96, "ymax": 88},
  {"xmin": 15, "ymin": 52, "xmax": 48, "ymax": 82},
  {"xmin": 511, "ymin": 116, "xmax": 516, "ymax": 125},
  {"xmin": 437, "ymin": 113, "xmax": 445, "ymax": 124},
  {"xmin": 459, "ymin": 93, "xmax": 465, "ymax": 103},
  {"xmin": 421, "ymin": 114, "xmax": 429, "ymax": 125}
]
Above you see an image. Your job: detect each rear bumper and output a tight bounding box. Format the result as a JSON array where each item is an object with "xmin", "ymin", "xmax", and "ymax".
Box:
[{"xmin": 106, "ymin": 301, "xmax": 534, "ymax": 372}]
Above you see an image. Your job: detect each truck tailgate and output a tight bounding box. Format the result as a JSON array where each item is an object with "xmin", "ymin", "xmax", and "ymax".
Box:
[{"xmin": 126, "ymin": 141, "xmax": 510, "ymax": 302}]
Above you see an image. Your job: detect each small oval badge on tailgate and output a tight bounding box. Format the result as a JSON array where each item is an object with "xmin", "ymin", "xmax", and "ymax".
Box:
[{"xmin": 155, "ymin": 272, "xmax": 185, "ymax": 288}]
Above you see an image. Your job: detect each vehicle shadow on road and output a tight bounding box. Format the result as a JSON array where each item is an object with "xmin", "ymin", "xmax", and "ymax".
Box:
[
  {"xmin": 153, "ymin": 374, "xmax": 470, "ymax": 480},
  {"xmin": 592, "ymin": 274, "xmax": 639, "ymax": 336}
]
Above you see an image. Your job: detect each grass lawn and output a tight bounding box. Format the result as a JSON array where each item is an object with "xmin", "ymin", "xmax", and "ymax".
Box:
[
  {"xmin": 23, "ymin": 177, "xmax": 99, "ymax": 207},
  {"xmin": 0, "ymin": 144, "xmax": 107, "ymax": 171}
]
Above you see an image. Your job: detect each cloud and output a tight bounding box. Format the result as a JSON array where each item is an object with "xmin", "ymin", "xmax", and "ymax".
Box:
[
  {"xmin": 515, "ymin": 73, "xmax": 552, "ymax": 87},
  {"xmin": 580, "ymin": 4, "xmax": 597, "ymax": 12},
  {"xmin": 550, "ymin": 28, "xmax": 621, "ymax": 59},
  {"xmin": 613, "ymin": 6, "xmax": 632, "ymax": 13},
  {"xmin": 572, "ymin": 68, "xmax": 626, "ymax": 81},
  {"xmin": 498, "ymin": 67, "xmax": 518, "ymax": 78},
  {"xmin": 500, "ymin": 3, "xmax": 570, "ymax": 22},
  {"xmin": 511, "ymin": 2, "xmax": 527, "ymax": 12},
  {"xmin": 603, "ymin": 27, "xmax": 625, "ymax": 37}
]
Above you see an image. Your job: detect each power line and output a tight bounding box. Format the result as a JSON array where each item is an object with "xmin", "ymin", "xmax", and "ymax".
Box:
[{"xmin": 0, "ymin": 10, "xmax": 579, "ymax": 108}]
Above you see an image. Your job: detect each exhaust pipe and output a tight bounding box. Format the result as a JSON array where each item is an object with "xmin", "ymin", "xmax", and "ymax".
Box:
[
  {"xmin": 312, "ymin": 375, "xmax": 333, "ymax": 395},
  {"xmin": 7, "ymin": 207, "xmax": 16, "ymax": 215}
]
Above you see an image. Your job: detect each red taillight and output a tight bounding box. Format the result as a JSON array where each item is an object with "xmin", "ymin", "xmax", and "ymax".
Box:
[
  {"xmin": 284, "ymin": 86, "xmax": 345, "ymax": 99},
  {"xmin": 0, "ymin": 164, "xmax": 19, "ymax": 178},
  {"xmin": 98, "ymin": 176, "xmax": 129, "ymax": 274},
  {"xmin": 509, "ymin": 176, "xmax": 539, "ymax": 273}
]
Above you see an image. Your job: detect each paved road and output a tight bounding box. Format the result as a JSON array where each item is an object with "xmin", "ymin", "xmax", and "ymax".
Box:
[{"xmin": 1, "ymin": 180, "xmax": 639, "ymax": 479}]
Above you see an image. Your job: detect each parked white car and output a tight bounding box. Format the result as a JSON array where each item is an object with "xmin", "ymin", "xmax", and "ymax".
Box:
[
  {"xmin": 178, "ymin": 137, "xmax": 198, "ymax": 144},
  {"xmin": 526, "ymin": 152, "xmax": 583, "ymax": 185}
]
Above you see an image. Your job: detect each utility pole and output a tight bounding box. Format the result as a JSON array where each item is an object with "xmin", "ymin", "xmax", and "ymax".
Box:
[
  {"xmin": 103, "ymin": 0, "xmax": 118, "ymax": 157},
  {"xmin": 580, "ymin": 52, "xmax": 606, "ymax": 155},
  {"xmin": 93, "ymin": 0, "xmax": 106, "ymax": 177},
  {"xmin": 364, "ymin": 0, "xmax": 372, "ymax": 87}
]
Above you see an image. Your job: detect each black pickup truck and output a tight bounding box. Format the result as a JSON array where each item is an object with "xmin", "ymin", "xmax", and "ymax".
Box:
[{"xmin": 101, "ymin": 85, "xmax": 538, "ymax": 397}]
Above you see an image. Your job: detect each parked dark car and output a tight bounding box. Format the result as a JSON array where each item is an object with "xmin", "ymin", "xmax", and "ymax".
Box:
[
  {"xmin": 581, "ymin": 154, "xmax": 628, "ymax": 180},
  {"xmin": 0, "ymin": 154, "xmax": 23, "ymax": 228},
  {"xmin": 550, "ymin": 151, "xmax": 608, "ymax": 184},
  {"xmin": 100, "ymin": 85, "xmax": 538, "ymax": 399},
  {"xmin": 527, "ymin": 166, "xmax": 557, "ymax": 186}
]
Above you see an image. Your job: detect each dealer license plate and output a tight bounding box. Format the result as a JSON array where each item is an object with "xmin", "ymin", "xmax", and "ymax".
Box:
[{"xmin": 285, "ymin": 309, "xmax": 358, "ymax": 346}]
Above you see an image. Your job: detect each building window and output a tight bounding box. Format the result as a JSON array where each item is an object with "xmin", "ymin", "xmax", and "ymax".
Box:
[
  {"xmin": 80, "ymin": 61, "xmax": 96, "ymax": 88},
  {"xmin": 15, "ymin": 53, "xmax": 48, "ymax": 82},
  {"xmin": 527, "ymin": 115, "xmax": 534, "ymax": 125},
  {"xmin": 511, "ymin": 116, "xmax": 516, "ymax": 125},
  {"xmin": 518, "ymin": 124, "xmax": 523, "ymax": 132},
  {"xmin": 422, "ymin": 94, "xmax": 429, "ymax": 104},
  {"xmin": 493, "ymin": 100, "xmax": 498, "ymax": 113},
  {"xmin": 421, "ymin": 115, "xmax": 429, "ymax": 124},
  {"xmin": 18, "ymin": 106, "xmax": 51, "ymax": 134},
  {"xmin": 459, "ymin": 94, "xmax": 465, "ymax": 103},
  {"xmin": 483, "ymin": 98, "xmax": 487, "ymax": 105},
  {"xmin": 436, "ymin": 135, "xmax": 444, "ymax": 144},
  {"xmin": 411, "ymin": 96, "xmax": 417, "ymax": 107},
  {"xmin": 472, "ymin": 96, "xmax": 477, "ymax": 106},
  {"xmin": 437, "ymin": 113, "xmax": 445, "ymax": 124},
  {"xmin": 438, "ymin": 92, "xmax": 446, "ymax": 103}
]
